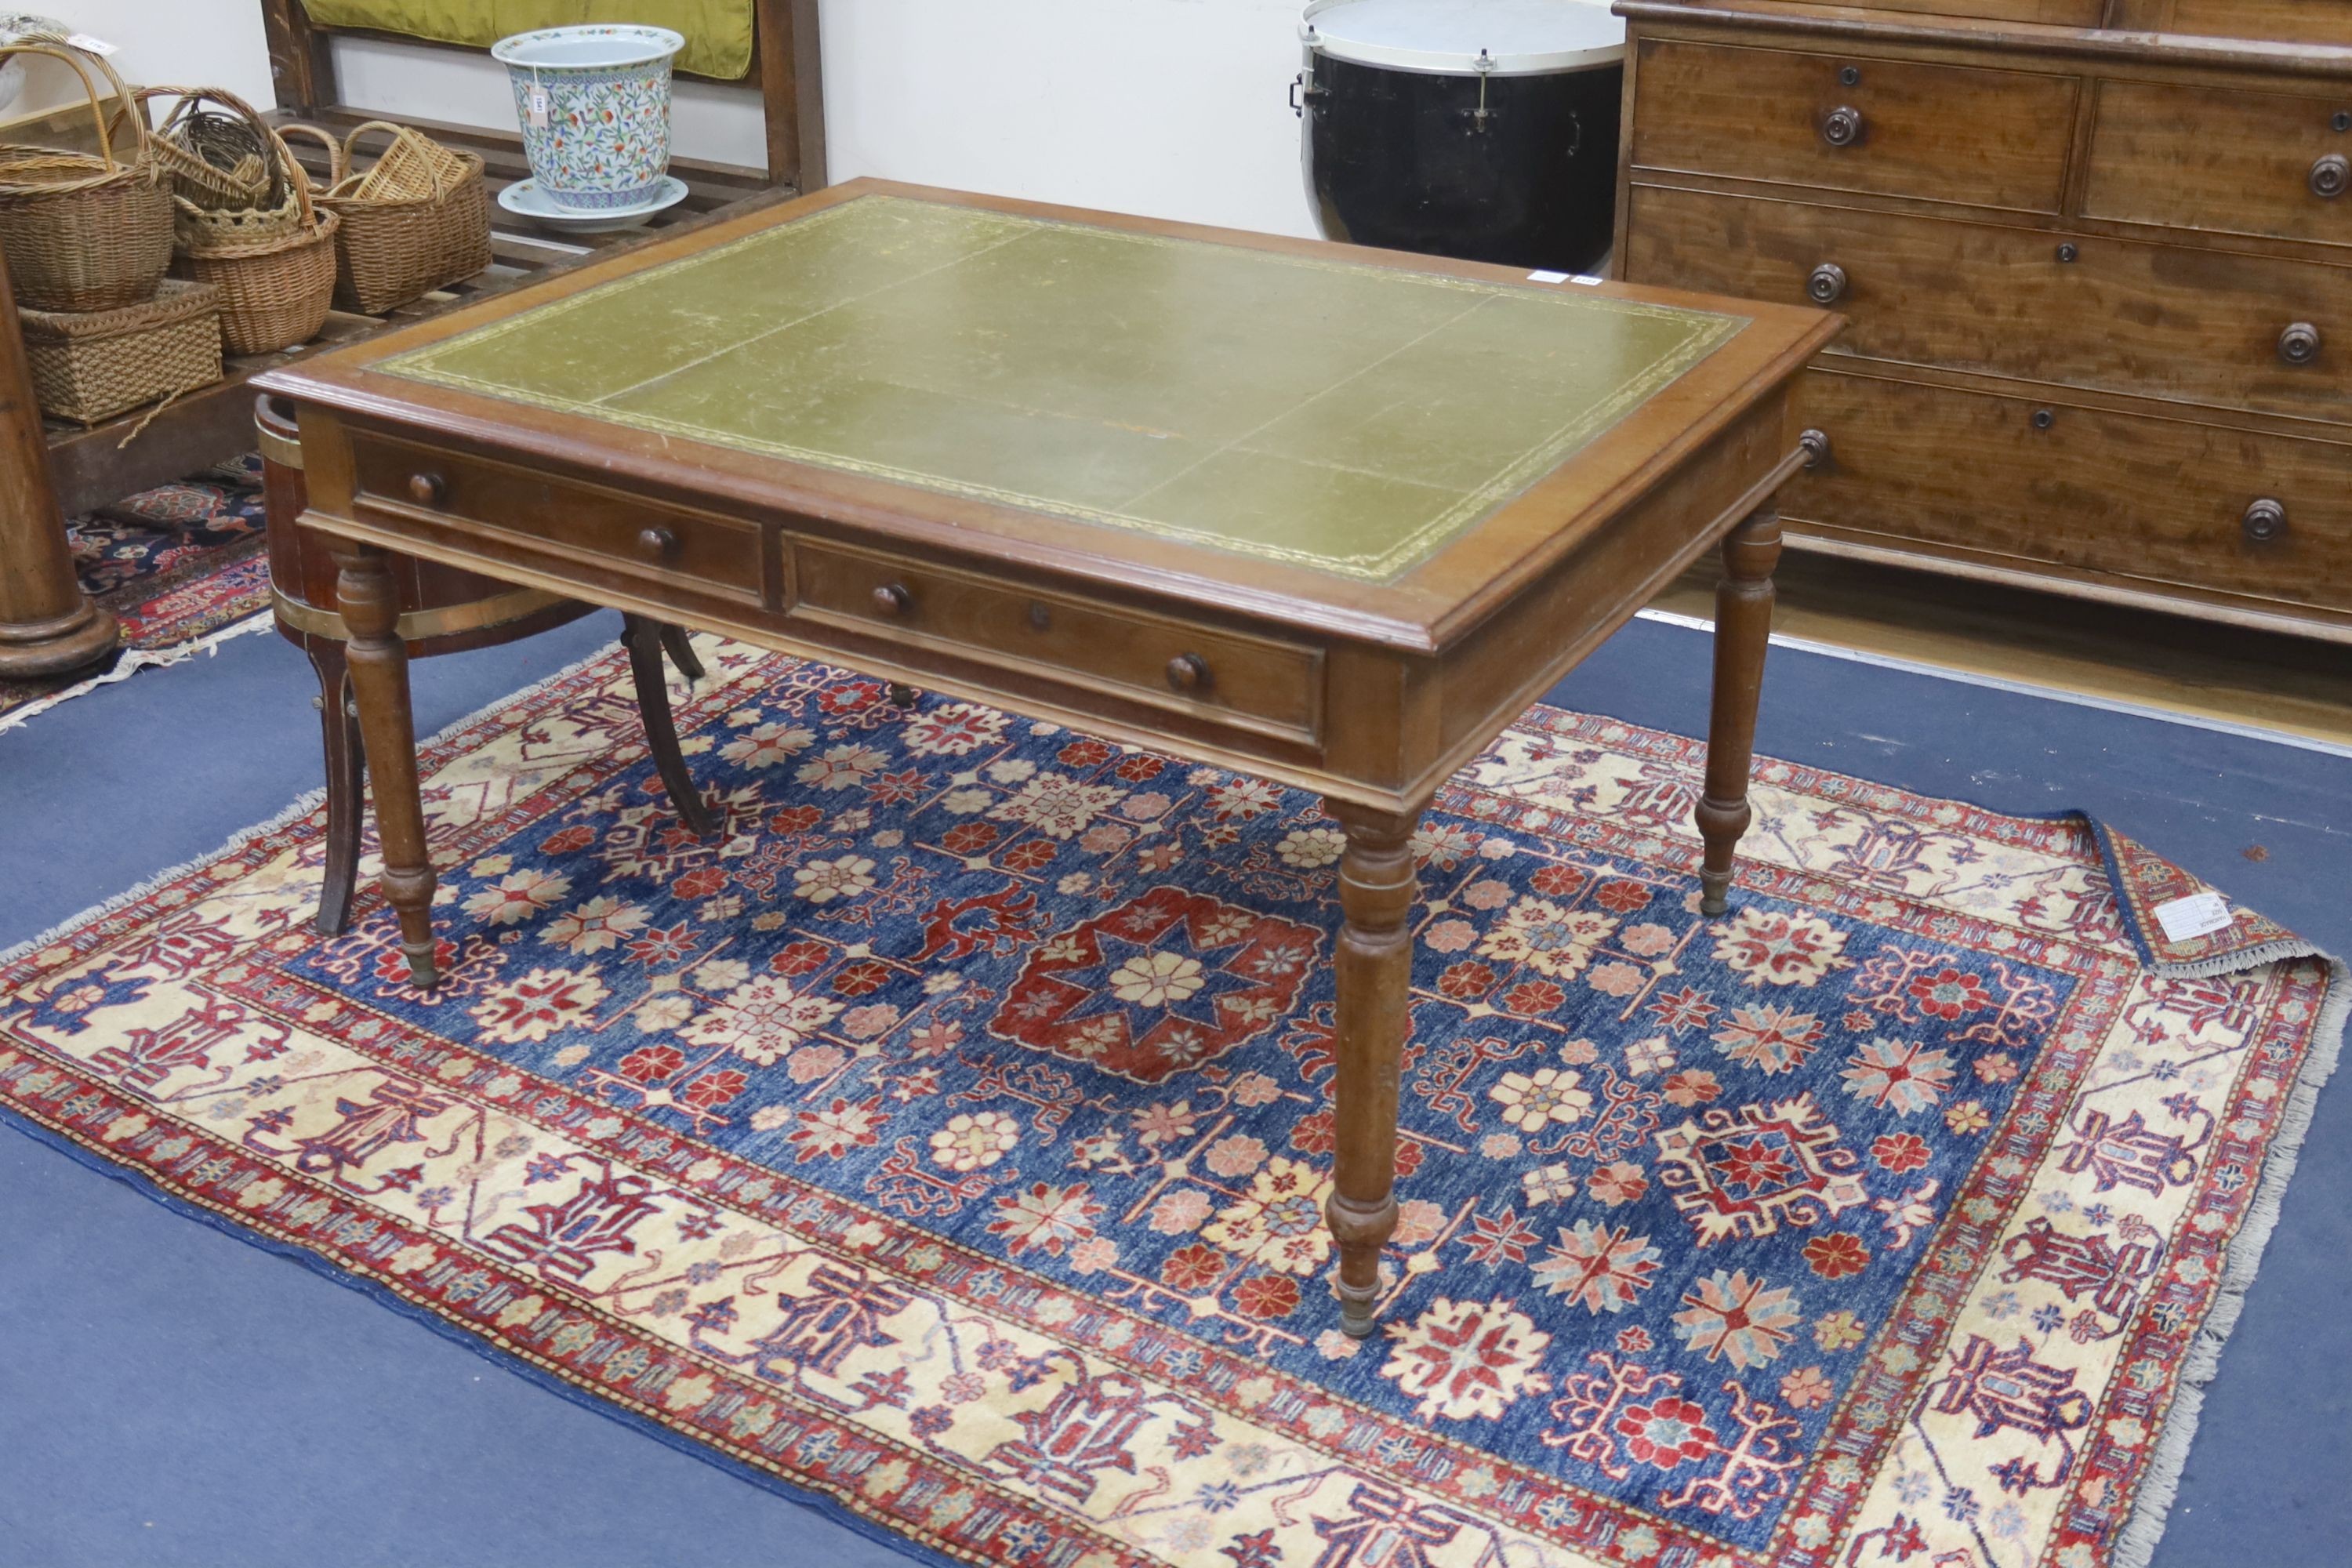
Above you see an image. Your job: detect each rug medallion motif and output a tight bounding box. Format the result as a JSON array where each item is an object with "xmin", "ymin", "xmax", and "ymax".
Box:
[{"xmin": 0, "ymin": 641, "xmax": 2333, "ymax": 1568}]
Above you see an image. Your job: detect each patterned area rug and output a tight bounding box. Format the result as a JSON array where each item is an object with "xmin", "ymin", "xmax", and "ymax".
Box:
[
  {"xmin": 1, "ymin": 641, "xmax": 2338, "ymax": 1568},
  {"xmin": 0, "ymin": 456, "xmax": 272, "ymax": 731}
]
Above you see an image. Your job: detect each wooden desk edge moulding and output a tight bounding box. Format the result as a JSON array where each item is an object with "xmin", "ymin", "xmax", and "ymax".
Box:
[{"xmin": 257, "ymin": 176, "xmax": 1842, "ymax": 1334}]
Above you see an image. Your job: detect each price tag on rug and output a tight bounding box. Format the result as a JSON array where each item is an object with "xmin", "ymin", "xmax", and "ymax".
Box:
[{"xmin": 2153, "ymin": 891, "xmax": 2234, "ymax": 943}]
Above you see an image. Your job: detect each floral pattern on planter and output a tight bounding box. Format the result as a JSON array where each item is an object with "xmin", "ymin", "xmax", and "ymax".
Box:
[{"xmin": 499, "ymin": 26, "xmax": 681, "ymax": 211}]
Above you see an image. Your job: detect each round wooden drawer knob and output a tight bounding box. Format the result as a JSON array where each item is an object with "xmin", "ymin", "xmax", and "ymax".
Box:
[
  {"xmin": 637, "ymin": 526, "xmax": 678, "ymax": 559},
  {"xmin": 1820, "ymin": 105, "xmax": 1864, "ymax": 148},
  {"xmin": 1806, "ymin": 263, "xmax": 1847, "ymax": 305},
  {"xmin": 2243, "ymin": 498, "xmax": 2288, "ymax": 543},
  {"xmin": 2279, "ymin": 322, "xmax": 2322, "ymax": 366},
  {"xmin": 2314, "ymin": 154, "xmax": 2350, "ymax": 200},
  {"xmin": 873, "ymin": 583, "xmax": 911, "ymax": 616},
  {"xmin": 1166, "ymin": 652, "xmax": 1209, "ymax": 692},
  {"xmin": 407, "ymin": 472, "xmax": 445, "ymax": 506}
]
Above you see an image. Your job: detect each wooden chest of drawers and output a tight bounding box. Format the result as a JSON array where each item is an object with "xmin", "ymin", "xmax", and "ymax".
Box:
[{"xmin": 1613, "ymin": 0, "xmax": 2352, "ymax": 637}]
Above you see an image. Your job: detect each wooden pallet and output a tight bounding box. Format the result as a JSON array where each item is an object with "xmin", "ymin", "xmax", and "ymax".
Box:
[{"xmin": 40, "ymin": 110, "xmax": 787, "ymax": 516}]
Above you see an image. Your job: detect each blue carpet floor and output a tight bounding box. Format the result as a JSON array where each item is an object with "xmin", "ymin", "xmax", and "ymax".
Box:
[{"xmin": 1, "ymin": 612, "xmax": 2344, "ymax": 1566}]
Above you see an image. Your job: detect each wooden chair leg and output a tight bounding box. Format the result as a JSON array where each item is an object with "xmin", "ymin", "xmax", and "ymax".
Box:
[
  {"xmin": 622, "ymin": 612, "xmax": 717, "ymax": 841},
  {"xmin": 657, "ymin": 621, "xmax": 704, "ymax": 683},
  {"xmin": 307, "ymin": 640, "xmax": 365, "ymax": 936}
]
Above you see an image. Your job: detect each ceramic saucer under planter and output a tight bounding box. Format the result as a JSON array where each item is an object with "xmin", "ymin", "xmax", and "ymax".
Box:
[{"xmin": 497, "ymin": 175, "xmax": 689, "ymax": 235}]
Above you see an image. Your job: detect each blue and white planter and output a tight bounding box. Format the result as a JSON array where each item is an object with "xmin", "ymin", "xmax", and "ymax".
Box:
[{"xmin": 493, "ymin": 24, "xmax": 683, "ymax": 212}]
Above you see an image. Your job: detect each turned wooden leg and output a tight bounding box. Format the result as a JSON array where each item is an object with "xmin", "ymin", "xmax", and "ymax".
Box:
[
  {"xmin": 622, "ymin": 612, "xmax": 716, "ymax": 841},
  {"xmin": 657, "ymin": 621, "xmax": 705, "ymax": 683},
  {"xmin": 1324, "ymin": 800, "xmax": 1425, "ymax": 1337},
  {"xmin": 334, "ymin": 543, "xmax": 439, "ymax": 987},
  {"xmin": 0, "ymin": 235, "xmax": 117, "ymax": 677},
  {"xmin": 306, "ymin": 640, "xmax": 366, "ymax": 936},
  {"xmin": 1697, "ymin": 506, "xmax": 1782, "ymax": 916}
]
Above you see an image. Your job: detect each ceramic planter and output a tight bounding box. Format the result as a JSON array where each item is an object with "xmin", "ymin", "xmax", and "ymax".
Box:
[{"xmin": 492, "ymin": 24, "xmax": 682, "ymax": 212}]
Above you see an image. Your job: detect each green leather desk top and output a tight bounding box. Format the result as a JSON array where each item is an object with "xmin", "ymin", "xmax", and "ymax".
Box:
[{"xmin": 383, "ymin": 194, "xmax": 1744, "ymax": 584}]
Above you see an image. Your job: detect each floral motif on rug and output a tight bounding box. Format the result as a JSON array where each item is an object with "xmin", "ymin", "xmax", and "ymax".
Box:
[
  {"xmin": 0, "ymin": 456, "xmax": 270, "ymax": 724},
  {"xmin": 0, "ymin": 642, "xmax": 2337, "ymax": 1568}
]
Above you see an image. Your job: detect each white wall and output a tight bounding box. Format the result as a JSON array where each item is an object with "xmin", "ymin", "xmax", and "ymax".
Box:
[{"xmin": 26, "ymin": 0, "xmax": 1319, "ymax": 238}]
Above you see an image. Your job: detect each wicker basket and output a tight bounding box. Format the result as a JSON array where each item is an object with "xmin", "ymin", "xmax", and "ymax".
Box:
[
  {"xmin": 143, "ymin": 85, "xmax": 309, "ymax": 252},
  {"xmin": 0, "ymin": 42, "xmax": 171, "ymax": 312},
  {"xmin": 145, "ymin": 85, "xmax": 270, "ymax": 211},
  {"xmin": 17, "ymin": 276, "xmax": 222, "ymax": 424},
  {"xmin": 172, "ymin": 124, "xmax": 339, "ymax": 355},
  {"xmin": 302, "ymin": 120, "xmax": 491, "ymax": 314}
]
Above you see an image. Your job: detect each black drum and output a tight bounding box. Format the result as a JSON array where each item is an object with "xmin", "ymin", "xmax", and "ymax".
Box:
[{"xmin": 1295, "ymin": 0, "xmax": 1625, "ymax": 274}]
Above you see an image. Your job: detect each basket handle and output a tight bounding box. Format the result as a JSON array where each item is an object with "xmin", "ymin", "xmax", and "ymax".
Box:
[
  {"xmin": 0, "ymin": 42, "xmax": 143, "ymax": 172},
  {"xmin": 265, "ymin": 125, "xmax": 320, "ymax": 229},
  {"xmin": 136, "ymin": 84, "xmax": 290, "ymax": 208},
  {"xmin": 275, "ymin": 122, "xmax": 345, "ymax": 192},
  {"xmin": 340, "ymin": 119, "xmax": 451, "ymax": 199}
]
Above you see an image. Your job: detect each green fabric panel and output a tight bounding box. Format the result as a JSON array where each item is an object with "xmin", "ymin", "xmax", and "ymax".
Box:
[
  {"xmin": 384, "ymin": 196, "xmax": 1748, "ymax": 583},
  {"xmin": 302, "ymin": 0, "xmax": 753, "ymax": 81}
]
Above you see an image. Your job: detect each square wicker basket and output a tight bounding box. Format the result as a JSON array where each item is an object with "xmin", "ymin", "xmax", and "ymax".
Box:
[{"xmin": 16, "ymin": 276, "xmax": 223, "ymax": 424}]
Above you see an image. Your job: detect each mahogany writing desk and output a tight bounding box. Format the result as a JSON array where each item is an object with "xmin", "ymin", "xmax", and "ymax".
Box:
[{"xmin": 256, "ymin": 180, "xmax": 1838, "ymax": 1336}]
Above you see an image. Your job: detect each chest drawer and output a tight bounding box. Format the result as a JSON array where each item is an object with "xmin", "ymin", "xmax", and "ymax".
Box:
[
  {"xmin": 1624, "ymin": 186, "xmax": 2352, "ymax": 419},
  {"xmin": 789, "ymin": 542, "xmax": 1323, "ymax": 747},
  {"xmin": 1628, "ymin": 40, "xmax": 2079, "ymax": 213},
  {"xmin": 1748, "ymin": 0, "xmax": 2105, "ymax": 19},
  {"xmin": 2084, "ymin": 81, "xmax": 2352, "ymax": 249},
  {"xmin": 348, "ymin": 436, "xmax": 766, "ymax": 607},
  {"xmin": 1784, "ymin": 369, "xmax": 2352, "ymax": 614},
  {"xmin": 2158, "ymin": 0, "xmax": 2352, "ymax": 46}
]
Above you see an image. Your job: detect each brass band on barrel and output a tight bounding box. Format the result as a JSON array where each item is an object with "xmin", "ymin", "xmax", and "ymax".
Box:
[
  {"xmin": 254, "ymin": 421, "xmax": 306, "ymax": 471},
  {"xmin": 270, "ymin": 584, "xmax": 571, "ymax": 642}
]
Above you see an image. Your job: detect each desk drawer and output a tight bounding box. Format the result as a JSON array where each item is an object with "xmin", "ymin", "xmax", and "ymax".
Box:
[
  {"xmin": 1628, "ymin": 39, "xmax": 2078, "ymax": 212},
  {"xmin": 348, "ymin": 437, "xmax": 764, "ymax": 605},
  {"xmin": 1784, "ymin": 370, "xmax": 2352, "ymax": 613},
  {"xmin": 2084, "ymin": 81, "xmax": 2352, "ymax": 249},
  {"xmin": 1624, "ymin": 186, "xmax": 2352, "ymax": 419},
  {"xmin": 790, "ymin": 542, "xmax": 1323, "ymax": 745}
]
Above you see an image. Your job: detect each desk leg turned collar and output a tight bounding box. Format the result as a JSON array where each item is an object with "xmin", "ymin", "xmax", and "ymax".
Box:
[
  {"xmin": 1324, "ymin": 800, "xmax": 1424, "ymax": 1337},
  {"xmin": 335, "ymin": 542, "xmax": 441, "ymax": 988},
  {"xmin": 1697, "ymin": 507, "xmax": 1781, "ymax": 916}
]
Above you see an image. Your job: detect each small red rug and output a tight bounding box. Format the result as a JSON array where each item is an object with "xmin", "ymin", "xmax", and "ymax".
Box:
[
  {"xmin": 0, "ymin": 641, "xmax": 2337, "ymax": 1568},
  {"xmin": 0, "ymin": 456, "xmax": 271, "ymax": 731}
]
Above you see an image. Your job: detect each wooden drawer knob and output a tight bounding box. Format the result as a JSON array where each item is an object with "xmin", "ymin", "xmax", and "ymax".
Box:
[
  {"xmin": 2279, "ymin": 322, "xmax": 2323, "ymax": 366},
  {"xmin": 1820, "ymin": 105, "xmax": 1864, "ymax": 148},
  {"xmin": 2314, "ymin": 154, "xmax": 2349, "ymax": 200},
  {"xmin": 872, "ymin": 583, "xmax": 911, "ymax": 616},
  {"xmin": 407, "ymin": 472, "xmax": 445, "ymax": 506},
  {"xmin": 2243, "ymin": 498, "xmax": 2288, "ymax": 543},
  {"xmin": 637, "ymin": 525, "xmax": 678, "ymax": 560},
  {"xmin": 1166, "ymin": 652, "xmax": 1209, "ymax": 692},
  {"xmin": 1806, "ymin": 263, "xmax": 1847, "ymax": 305}
]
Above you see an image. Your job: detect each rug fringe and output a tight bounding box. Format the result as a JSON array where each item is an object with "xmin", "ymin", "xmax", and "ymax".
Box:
[
  {"xmin": 0, "ymin": 784, "xmax": 326, "ymax": 971},
  {"xmin": 0, "ymin": 612, "xmax": 274, "ymax": 737},
  {"xmin": 0, "ymin": 635, "xmax": 633, "ymax": 973},
  {"xmin": 2107, "ymin": 952, "xmax": 2350, "ymax": 1568}
]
